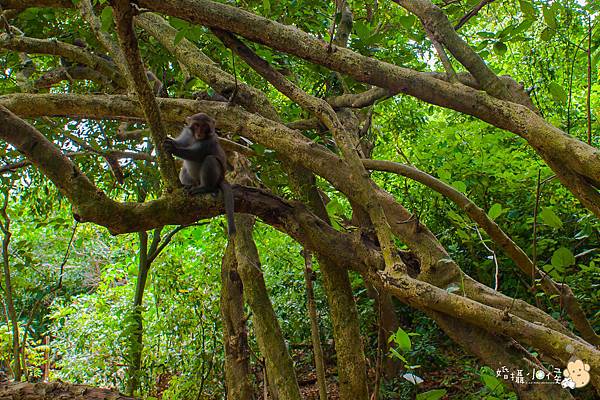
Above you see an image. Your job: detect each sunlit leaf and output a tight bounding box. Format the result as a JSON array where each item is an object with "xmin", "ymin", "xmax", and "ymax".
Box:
[
  {"xmin": 543, "ymin": 5, "xmax": 557, "ymax": 28},
  {"xmin": 519, "ymin": 0, "xmax": 537, "ymax": 19},
  {"xmin": 548, "ymin": 82, "xmax": 567, "ymax": 102},
  {"xmin": 551, "ymin": 247, "xmax": 575, "ymax": 268},
  {"xmin": 416, "ymin": 389, "xmax": 447, "ymax": 400},
  {"xmin": 487, "ymin": 203, "xmax": 504, "ymax": 220},
  {"xmin": 399, "ymin": 15, "xmax": 417, "ymax": 29},
  {"xmin": 540, "ymin": 207, "xmax": 563, "ymax": 228},
  {"xmin": 100, "ymin": 6, "xmax": 113, "ymax": 33}
]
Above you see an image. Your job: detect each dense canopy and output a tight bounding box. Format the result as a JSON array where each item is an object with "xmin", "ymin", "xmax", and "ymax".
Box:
[{"xmin": 0, "ymin": 0, "xmax": 599, "ymax": 399}]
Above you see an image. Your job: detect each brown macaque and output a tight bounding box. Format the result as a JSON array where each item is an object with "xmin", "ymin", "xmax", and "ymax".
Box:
[
  {"xmin": 146, "ymin": 70, "xmax": 168, "ymax": 98},
  {"xmin": 163, "ymin": 113, "xmax": 236, "ymax": 236}
]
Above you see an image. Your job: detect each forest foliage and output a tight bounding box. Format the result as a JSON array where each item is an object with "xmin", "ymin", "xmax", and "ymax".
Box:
[{"xmin": 0, "ymin": 0, "xmax": 599, "ymax": 399}]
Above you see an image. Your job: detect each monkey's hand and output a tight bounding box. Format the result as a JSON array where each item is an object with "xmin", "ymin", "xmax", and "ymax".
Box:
[{"xmin": 162, "ymin": 137, "xmax": 176, "ymax": 154}]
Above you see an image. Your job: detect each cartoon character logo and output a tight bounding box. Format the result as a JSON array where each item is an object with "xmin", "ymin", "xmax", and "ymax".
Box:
[{"xmin": 562, "ymin": 356, "xmax": 591, "ymax": 389}]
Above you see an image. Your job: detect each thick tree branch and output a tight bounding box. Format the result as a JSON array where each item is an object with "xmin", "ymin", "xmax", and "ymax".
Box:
[
  {"xmin": 0, "ymin": 380, "xmax": 135, "ymax": 400},
  {"xmin": 2, "ymin": 95, "xmax": 594, "ymax": 376},
  {"xmin": 0, "ymin": 34, "xmax": 126, "ymax": 87},
  {"xmin": 131, "ymin": 0, "xmax": 600, "ymax": 216},
  {"xmin": 215, "ymin": 29, "xmax": 404, "ymax": 272},
  {"xmin": 110, "ymin": 0, "xmax": 178, "ymax": 186},
  {"xmin": 0, "ymin": 93, "xmax": 589, "ymax": 343},
  {"xmin": 135, "ymin": 12, "xmax": 279, "ymax": 121},
  {"xmin": 392, "ymin": 0, "xmax": 509, "ymax": 99},
  {"xmin": 364, "ymin": 159, "xmax": 599, "ymax": 345},
  {"xmin": 377, "ymin": 271, "xmax": 600, "ymax": 374},
  {"xmin": 5, "ymin": 0, "xmax": 598, "ymax": 217}
]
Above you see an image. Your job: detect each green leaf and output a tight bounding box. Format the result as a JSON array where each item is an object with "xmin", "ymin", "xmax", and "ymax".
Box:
[
  {"xmin": 542, "ymin": 5, "xmax": 557, "ymax": 28},
  {"xmin": 173, "ymin": 29, "xmax": 187, "ymax": 46},
  {"xmin": 250, "ymin": 143, "xmax": 266, "ymax": 155},
  {"xmin": 354, "ymin": 21, "xmax": 371, "ymax": 40},
  {"xmin": 540, "ymin": 27, "xmax": 554, "ymax": 42},
  {"xmin": 518, "ymin": 0, "xmax": 536, "ymax": 19},
  {"xmin": 551, "ymin": 247, "xmax": 575, "ymax": 268},
  {"xmin": 481, "ymin": 373, "xmax": 505, "ymax": 394},
  {"xmin": 398, "ymin": 15, "xmax": 417, "ymax": 29},
  {"xmin": 493, "ymin": 41, "xmax": 508, "ymax": 56},
  {"xmin": 100, "ymin": 6, "xmax": 113, "ymax": 33},
  {"xmin": 477, "ymin": 31, "xmax": 496, "ymax": 38},
  {"xmin": 540, "ymin": 207, "xmax": 563, "ymax": 228},
  {"xmin": 514, "ymin": 19, "xmax": 534, "ymax": 34},
  {"xmin": 447, "ymin": 210, "xmax": 465, "ymax": 224},
  {"xmin": 487, "ymin": 203, "xmax": 504, "ymax": 220},
  {"xmin": 548, "ymin": 82, "xmax": 567, "ymax": 102},
  {"xmin": 325, "ymin": 198, "xmax": 345, "ymax": 230},
  {"xmin": 263, "ymin": 0, "xmax": 271, "ymax": 15},
  {"xmin": 416, "ymin": 389, "xmax": 447, "ymax": 400},
  {"xmin": 391, "ymin": 327, "xmax": 412, "ymax": 352},
  {"xmin": 451, "ymin": 181, "xmax": 466, "ymax": 193}
]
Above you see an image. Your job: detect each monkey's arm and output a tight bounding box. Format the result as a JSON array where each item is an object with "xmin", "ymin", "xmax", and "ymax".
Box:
[{"xmin": 164, "ymin": 139, "xmax": 214, "ymax": 162}]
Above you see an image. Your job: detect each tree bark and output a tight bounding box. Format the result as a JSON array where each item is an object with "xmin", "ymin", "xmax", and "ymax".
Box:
[
  {"xmin": 0, "ymin": 381, "xmax": 135, "ymax": 400},
  {"xmin": 220, "ymin": 241, "xmax": 254, "ymax": 400},
  {"xmin": 302, "ymin": 251, "xmax": 328, "ymax": 400},
  {"xmin": 233, "ymin": 214, "xmax": 302, "ymax": 400},
  {"xmin": 1, "ymin": 193, "xmax": 21, "ymax": 381}
]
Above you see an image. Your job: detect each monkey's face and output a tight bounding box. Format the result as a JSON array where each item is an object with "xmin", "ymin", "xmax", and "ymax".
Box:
[
  {"xmin": 188, "ymin": 120, "xmax": 211, "ymax": 140},
  {"xmin": 186, "ymin": 113, "xmax": 215, "ymax": 141}
]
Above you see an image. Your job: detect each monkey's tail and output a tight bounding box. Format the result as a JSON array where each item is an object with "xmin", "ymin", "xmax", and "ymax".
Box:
[{"xmin": 220, "ymin": 182, "xmax": 236, "ymax": 236}]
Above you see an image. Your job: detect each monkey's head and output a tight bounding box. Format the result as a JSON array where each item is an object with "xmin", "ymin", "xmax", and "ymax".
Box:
[{"xmin": 186, "ymin": 113, "xmax": 216, "ymax": 141}]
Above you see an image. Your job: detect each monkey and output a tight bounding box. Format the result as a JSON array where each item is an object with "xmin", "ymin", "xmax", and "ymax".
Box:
[{"xmin": 163, "ymin": 113, "xmax": 236, "ymax": 236}]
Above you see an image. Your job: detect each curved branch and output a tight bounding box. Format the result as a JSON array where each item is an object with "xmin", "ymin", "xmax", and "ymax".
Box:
[
  {"xmin": 0, "ymin": 34, "xmax": 126, "ymax": 87},
  {"xmin": 133, "ymin": 0, "xmax": 600, "ymax": 216},
  {"xmin": 378, "ymin": 270, "xmax": 600, "ymax": 374},
  {"xmin": 135, "ymin": 12, "xmax": 279, "ymax": 121},
  {"xmin": 392, "ymin": 0, "xmax": 509, "ymax": 99},
  {"xmin": 215, "ymin": 29, "xmax": 403, "ymax": 272},
  {"xmin": 2, "ymin": 95, "xmax": 595, "ymax": 369},
  {"xmin": 364, "ymin": 159, "xmax": 599, "ymax": 345},
  {"xmin": 4, "ymin": 0, "xmax": 598, "ymax": 217}
]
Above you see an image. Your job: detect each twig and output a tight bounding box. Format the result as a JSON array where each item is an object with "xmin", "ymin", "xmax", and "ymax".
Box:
[
  {"xmin": 454, "ymin": 0, "xmax": 495, "ymax": 31},
  {"xmin": 1, "ymin": 6, "xmax": 13, "ymax": 37},
  {"xmin": 424, "ymin": 27, "xmax": 458, "ymax": 82},
  {"xmin": 474, "ymin": 226, "xmax": 499, "ymax": 290}
]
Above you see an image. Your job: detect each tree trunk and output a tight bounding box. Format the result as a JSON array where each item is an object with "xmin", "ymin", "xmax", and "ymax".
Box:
[
  {"xmin": 125, "ymin": 231, "xmax": 151, "ymax": 396},
  {"xmin": 1, "ymin": 197, "xmax": 21, "ymax": 381},
  {"xmin": 285, "ymin": 163, "xmax": 370, "ymax": 400},
  {"xmin": 303, "ymin": 251, "xmax": 328, "ymax": 400},
  {"xmin": 220, "ymin": 240, "xmax": 254, "ymax": 400},
  {"xmin": 233, "ymin": 214, "xmax": 301, "ymax": 400}
]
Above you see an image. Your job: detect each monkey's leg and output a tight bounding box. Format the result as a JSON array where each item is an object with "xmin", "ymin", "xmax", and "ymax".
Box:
[
  {"xmin": 186, "ymin": 186, "xmax": 216, "ymax": 195},
  {"xmin": 187, "ymin": 156, "xmax": 222, "ymax": 196}
]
